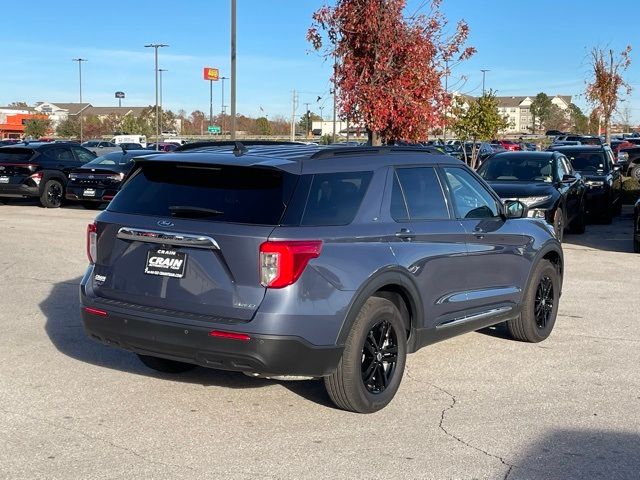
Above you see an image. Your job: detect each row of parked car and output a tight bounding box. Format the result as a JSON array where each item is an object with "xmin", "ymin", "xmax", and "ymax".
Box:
[{"xmin": 0, "ymin": 136, "xmax": 637, "ymax": 248}]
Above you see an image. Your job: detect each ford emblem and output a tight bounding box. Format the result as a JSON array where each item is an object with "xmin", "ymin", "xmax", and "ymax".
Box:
[{"xmin": 157, "ymin": 220, "xmax": 174, "ymax": 227}]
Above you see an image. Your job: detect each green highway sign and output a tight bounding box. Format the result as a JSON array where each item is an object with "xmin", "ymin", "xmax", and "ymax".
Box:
[{"xmin": 207, "ymin": 125, "xmax": 221, "ymax": 134}]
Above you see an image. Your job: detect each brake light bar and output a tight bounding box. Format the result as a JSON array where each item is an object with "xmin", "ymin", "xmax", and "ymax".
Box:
[
  {"xmin": 209, "ymin": 330, "xmax": 251, "ymax": 341},
  {"xmin": 87, "ymin": 222, "xmax": 97, "ymax": 264},
  {"xmin": 259, "ymin": 240, "xmax": 323, "ymax": 288},
  {"xmin": 83, "ymin": 306, "xmax": 108, "ymax": 317}
]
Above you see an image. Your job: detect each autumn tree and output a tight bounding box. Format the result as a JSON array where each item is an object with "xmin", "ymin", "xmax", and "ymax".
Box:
[
  {"xmin": 568, "ymin": 104, "xmax": 589, "ymax": 134},
  {"xmin": 308, "ymin": 0, "xmax": 474, "ymax": 145},
  {"xmin": 450, "ymin": 91, "xmax": 508, "ymax": 167},
  {"xmin": 24, "ymin": 118, "xmax": 51, "ymax": 139},
  {"xmin": 586, "ymin": 46, "xmax": 632, "ymax": 143},
  {"xmin": 8, "ymin": 101, "xmax": 29, "ymax": 109},
  {"xmin": 56, "ymin": 117, "xmax": 80, "ymax": 138}
]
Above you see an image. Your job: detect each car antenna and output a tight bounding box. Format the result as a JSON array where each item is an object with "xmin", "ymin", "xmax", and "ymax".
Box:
[{"xmin": 233, "ymin": 141, "xmax": 247, "ymax": 157}]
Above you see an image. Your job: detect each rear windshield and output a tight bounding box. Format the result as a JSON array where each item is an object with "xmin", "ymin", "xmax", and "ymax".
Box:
[
  {"xmin": 84, "ymin": 152, "xmax": 140, "ymax": 167},
  {"xmin": 0, "ymin": 149, "xmax": 35, "ymax": 162},
  {"xmin": 108, "ymin": 163, "xmax": 296, "ymax": 225}
]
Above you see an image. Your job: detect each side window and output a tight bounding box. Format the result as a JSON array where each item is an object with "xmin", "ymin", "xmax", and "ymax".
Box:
[
  {"xmin": 45, "ymin": 147, "xmax": 75, "ymax": 163},
  {"xmin": 301, "ymin": 171, "xmax": 373, "ymax": 226},
  {"xmin": 605, "ymin": 150, "xmax": 615, "ymax": 170},
  {"xmin": 555, "ymin": 157, "xmax": 569, "ymax": 180},
  {"xmin": 72, "ymin": 147, "xmax": 96, "ymax": 164},
  {"xmin": 442, "ymin": 167, "xmax": 499, "ymax": 219},
  {"xmin": 392, "ymin": 167, "xmax": 449, "ymax": 221},
  {"xmin": 561, "ymin": 157, "xmax": 573, "ymax": 175}
]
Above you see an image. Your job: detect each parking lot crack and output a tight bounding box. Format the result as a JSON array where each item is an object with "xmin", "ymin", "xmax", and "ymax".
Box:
[{"xmin": 425, "ymin": 382, "xmax": 516, "ymax": 479}]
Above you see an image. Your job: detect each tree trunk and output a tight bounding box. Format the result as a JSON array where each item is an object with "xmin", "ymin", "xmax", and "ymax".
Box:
[
  {"xmin": 367, "ymin": 129, "xmax": 382, "ymax": 146},
  {"xmin": 604, "ymin": 114, "xmax": 611, "ymax": 144}
]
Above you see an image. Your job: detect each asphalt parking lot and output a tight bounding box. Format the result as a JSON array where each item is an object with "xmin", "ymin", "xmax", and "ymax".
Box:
[{"xmin": 1, "ymin": 201, "xmax": 639, "ymax": 480}]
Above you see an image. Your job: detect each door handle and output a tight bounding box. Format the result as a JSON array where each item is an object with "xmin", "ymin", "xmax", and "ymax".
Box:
[{"xmin": 395, "ymin": 228, "xmax": 416, "ymax": 240}]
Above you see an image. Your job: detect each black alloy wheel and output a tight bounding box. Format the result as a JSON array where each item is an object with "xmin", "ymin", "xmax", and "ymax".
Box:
[
  {"xmin": 534, "ymin": 275, "xmax": 554, "ymax": 329},
  {"xmin": 361, "ymin": 320, "xmax": 398, "ymax": 394}
]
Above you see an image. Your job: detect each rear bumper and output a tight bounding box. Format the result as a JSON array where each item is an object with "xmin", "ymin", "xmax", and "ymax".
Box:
[
  {"xmin": 0, "ymin": 183, "xmax": 38, "ymax": 197},
  {"xmin": 81, "ymin": 308, "xmax": 343, "ymax": 377},
  {"xmin": 66, "ymin": 186, "xmax": 118, "ymax": 202}
]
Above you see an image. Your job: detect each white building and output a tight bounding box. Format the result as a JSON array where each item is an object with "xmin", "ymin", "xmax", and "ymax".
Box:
[
  {"xmin": 311, "ymin": 120, "xmax": 366, "ymax": 137},
  {"xmin": 496, "ymin": 95, "xmax": 572, "ymax": 134}
]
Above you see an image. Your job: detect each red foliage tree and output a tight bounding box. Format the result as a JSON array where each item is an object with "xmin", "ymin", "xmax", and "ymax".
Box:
[{"xmin": 308, "ymin": 0, "xmax": 474, "ymax": 144}]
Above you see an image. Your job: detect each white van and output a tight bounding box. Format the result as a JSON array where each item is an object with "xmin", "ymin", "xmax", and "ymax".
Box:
[{"xmin": 110, "ymin": 135, "xmax": 147, "ymax": 148}]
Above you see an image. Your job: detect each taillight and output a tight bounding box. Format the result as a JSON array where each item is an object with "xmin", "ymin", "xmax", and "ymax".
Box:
[
  {"xmin": 209, "ymin": 330, "xmax": 250, "ymax": 341},
  {"xmin": 29, "ymin": 172, "xmax": 42, "ymax": 186},
  {"xmin": 259, "ymin": 240, "xmax": 322, "ymax": 288},
  {"xmin": 107, "ymin": 173, "xmax": 125, "ymax": 181},
  {"xmin": 87, "ymin": 222, "xmax": 97, "ymax": 264}
]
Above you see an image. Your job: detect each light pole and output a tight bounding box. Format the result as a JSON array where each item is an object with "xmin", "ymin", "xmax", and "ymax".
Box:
[
  {"xmin": 144, "ymin": 43, "xmax": 168, "ymax": 150},
  {"xmin": 72, "ymin": 58, "xmax": 87, "ymax": 142},
  {"xmin": 230, "ymin": 0, "xmax": 237, "ymax": 140},
  {"xmin": 481, "ymin": 69, "xmax": 490, "ymax": 95},
  {"xmin": 220, "ymin": 76, "xmax": 228, "ymax": 136},
  {"xmin": 159, "ymin": 68, "xmax": 167, "ymax": 133}
]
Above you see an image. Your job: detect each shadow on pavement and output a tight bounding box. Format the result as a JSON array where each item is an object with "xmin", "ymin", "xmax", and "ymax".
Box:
[
  {"xmin": 563, "ymin": 206, "xmax": 634, "ymax": 253},
  {"xmin": 41, "ymin": 277, "xmax": 334, "ymax": 408},
  {"xmin": 510, "ymin": 429, "xmax": 640, "ymax": 479}
]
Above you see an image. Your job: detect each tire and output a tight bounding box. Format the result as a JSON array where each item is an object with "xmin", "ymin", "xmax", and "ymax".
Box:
[
  {"xmin": 552, "ymin": 207, "xmax": 565, "ymax": 242},
  {"xmin": 324, "ymin": 297, "xmax": 407, "ymax": 413},
  {"xmin": 507, "ymin": 260, "xmax": 560, "ymax": 343},
  {"xmin": 40, "ymin": 179, "xmax": 64, "ymax": 208},
  {"xmin": 137, "ymin": 354, "xmax": 197, "ymax": 374},
  {"xmin": 569, "ymin": 202, "xmax": 586, "ymax": 234},
  {"xmin": 81, "ymin": 201, "xmax": 101, "ymax": 210},
  {"xmin": 635, "ymin": 238, "xmax": 640, "ymax": 254},
  {"xmin": 630, "ymin": 165, "xmax": 640, "ymax": 181}
]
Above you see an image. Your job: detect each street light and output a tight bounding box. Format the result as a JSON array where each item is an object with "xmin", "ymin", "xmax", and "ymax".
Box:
[
  {"xmin": 159, "ymin": 68, "xmax": 167, "ymax": 133},
  {"xmin": 481, "ymin": 69, "xmax": 490, "ymax": 95},
  {"xmin": 144, "ymin": 43, "xmax": 168, "ymax": 150},
  {"xmin": 230, "ymin": 0, "xmax": 237, "ymax": 140},
  {"xmin": 72, "ymin": 58, "xmax": 87, "ymax": 142},
  {"xmin": 220, "ymin": 76, "xmax": 228, "ymax": 137}
]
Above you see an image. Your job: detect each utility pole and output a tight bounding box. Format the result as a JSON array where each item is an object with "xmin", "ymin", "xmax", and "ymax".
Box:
[
  {"xmin": 209, "ymin": 79, "xmax": 214, "ymax": 131},
  {"xmin": 159, "ymin": 69, "xmax": 167, "ymax": 133},
  {"xmin": 144, "ymin": 43, "xmax": 168, "ymax": 150},
  {"xmin": 72, "ymin": 58, "xmax": 87, "ymax": 142},
  {"xmin": 220, "ymin": 76, "xmax": 228, "ymax": 137},
  {"xmin": 443, "ymin": 59, "xmax": 449, "ymax": 143},
  {"xmin": 346, "ymin": 117, "xmax": 350, "ymax": 143},
  {"xmin": 290, "ymin": 90, "xmax": 298, "ymax": 142},
  {"xmin": 332, "ymin": 57, "xmax": 337, "ymax": 144},
  {"xmin": 481, "ymin": 69, "xmax": 490, "ymax": 96},
  {"xmin": 230, "ymin": 0, "xmax": 237, "ymax": 140}
]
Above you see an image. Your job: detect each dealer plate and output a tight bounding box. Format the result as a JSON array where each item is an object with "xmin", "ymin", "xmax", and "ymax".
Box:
[{"xmin": 144, "ymin": 248, "xmax": 187, "ymax": 278}]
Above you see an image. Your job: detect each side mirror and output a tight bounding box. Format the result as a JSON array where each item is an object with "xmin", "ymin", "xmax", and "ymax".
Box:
[
  {"xmin": 562, "ymin": 174, "xmax": 577, "ymax": 183},
  {"xmin": 612, "ymin": 165, "xmax": 621, "ymax": 172},
  {"xmin": 504, "ymin": 200, "xmax": 526, "ymax": 219}
]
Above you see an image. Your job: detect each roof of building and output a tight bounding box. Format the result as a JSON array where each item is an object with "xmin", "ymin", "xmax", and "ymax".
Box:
[
  {"xmin": 84, "ymin": 106, "xmax": 149, "ymax": 117},
  {"xmin": 44, "ymin": 103, "xmax": 92, "ymax": 115},
  {"xmin": 0, "ymin": 106, "xmax": 36, "ymax": 112}
]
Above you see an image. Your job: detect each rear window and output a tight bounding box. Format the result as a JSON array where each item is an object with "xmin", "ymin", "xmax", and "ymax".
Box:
[
  {"xmin": 300, "ymin": 171, "xmax": 372, "ymax": 226},
  {"xmin": 108, "ymin": 163, "xmax": 297, "ymax": 225},
  {"xmin": 562, "ymin": 151, "xmax": 606, "ymax": 173},
  {"xmin": 0, "ymin": 149, "xmax": 35, "ymax": 162}
]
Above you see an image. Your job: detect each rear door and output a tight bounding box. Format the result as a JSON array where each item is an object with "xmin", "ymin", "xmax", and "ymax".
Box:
[
  {"xmin": 382, "ymin": 166, "xmax": 469, "ymax": 330},
  {"xmin": 92, "ymin": 162, "xmax": 298, "ymax": 321}
]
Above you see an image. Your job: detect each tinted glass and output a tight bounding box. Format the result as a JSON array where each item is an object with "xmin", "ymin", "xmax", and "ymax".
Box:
[
  {"xmin": 478, "ymin": 155, "xmax": 554, "ymax": 182},
  {"xmin": 83, "ymin": 152, "xmax": 145, "ymax": 167},
  {"xmin": 82, "ymin": 141, "xmax": 100, "ymax": 147},
  {"xmin": 392, "ymin": 167, "xmax": 448, "ymax": 221},
  {"xmin": 301, "ymin": 171, "xmax": 372, "ymax": 226},
  {"xmin": 72, "ymin": 147, "xmax": 96, "ymax": 164},
  {"xmin": 560, "ymin": 150, "xmax": 606, "ymax": 173},
  {"xmin": 443, "ymin": 167, "xmax": 499, "ymax": 219},
  {"xmin": 390, "ymin": 174, "xmax": 409, "ymax": 221},
  {"xmin": 0, "ymin": 149, "xmax": 34, "ymax": 162},
  {"xmin": 46, "ymin": 147, "xmax": 75, "ymax": 162},
  {"xmin": 109, "ymin": 164, "xmax": 296, "ymax": 225}
]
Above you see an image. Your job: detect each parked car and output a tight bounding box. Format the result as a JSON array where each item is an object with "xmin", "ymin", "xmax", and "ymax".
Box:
[
  {"xmin": 477, "ymin": 151, "xmax": 587, "ymax": 241},
  {"xmin": 82, "ymin": 140, "xmax": 117, "ymax": 149},
  {"xmin": 554, "ymin": 135, "xmax": 602, "ymax": 146},
  {"xmin": 80, "ymin": 143, "xmax": 564, "ymax": 413},
  {"xmin": 546, "ymin": 130, "xmax": 565, "ymax": 137},
  {"xmin": 0, "ymin": 142, "xmax": 96, "ymax": 207},
  {"xmin": 547, "ymin": 145, "xmax": 622, "ymax": 223},
  {"xmin": 617, "ymin": 147, "xmax": 640, "ymax": 179},
  {"xmin": 119, "ymin": 143, "xmax": 143, "ymax": 150},
  {"xmin": 0, "ymin": 139, "xmax": 19, "ymax": 146},
  {"xmin": 111, "ymin": 135, "xmax": 147, "ymax": 148},
  {"xmin": 457, "ymin": 142, "xmax": 496, "ymax": 164},
  {"xmin": 634, "ymin": 198, "xmax": 640, "ymax": 253},
  {"xmin": 147, "ymin": 142, "xmax": 179, "ymax": 152},
  {"xmin": 491, "ymin": 139, "xmax": 521, "ymax": 151},
  {"xmin": 66, "ymin": 150, "xmax": 160, "ymax": 209}
]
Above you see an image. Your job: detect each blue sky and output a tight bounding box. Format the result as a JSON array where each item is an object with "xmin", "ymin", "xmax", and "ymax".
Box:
[{"xmin": 1, "ymin": 0, "xmax": 638, "ymax": 123}]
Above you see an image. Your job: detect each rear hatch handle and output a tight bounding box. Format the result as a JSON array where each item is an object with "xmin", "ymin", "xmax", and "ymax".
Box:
[{"xmin": 117, "ymin": 227, "xmax": 220, "ymax": 250}]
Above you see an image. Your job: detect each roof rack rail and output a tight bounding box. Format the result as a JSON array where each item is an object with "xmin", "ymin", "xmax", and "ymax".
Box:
[
  {"xmin": 309, "ymin": 145, "xmax": 437, "ymax": 160},
  {"xmin": 174, "ymin": 140, "xmax": 305, "ymax": 153}
]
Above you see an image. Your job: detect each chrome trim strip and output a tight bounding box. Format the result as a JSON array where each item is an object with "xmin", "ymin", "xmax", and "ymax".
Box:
[
  {"xmin": 437, "ymin": 286, "xmax": 521, "ymax": 304},
  {"xmin": 436, "ymin": 306, "xmax": 512, "ymax": 329},
  {"xmin": 116, "ymin": 227, "xmax": 220, "ymax": 250}
]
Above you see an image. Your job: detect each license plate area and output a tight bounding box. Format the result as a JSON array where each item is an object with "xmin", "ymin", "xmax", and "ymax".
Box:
[
  {"xmin": 145, "ymin": 248, "xmax": 187, "ymax": 278},
  {"xmin": 0, "ymin": 176, "xmax": 9, "ymax": 184},
  {"xmin": 83, "ymin": 188, "xmax": 96, "ymax": 197}
]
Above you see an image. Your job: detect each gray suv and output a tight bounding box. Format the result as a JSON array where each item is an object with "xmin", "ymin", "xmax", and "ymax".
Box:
[{"xmin": 80, "ymin": 144, "xmax": 563, "ymax": 413}]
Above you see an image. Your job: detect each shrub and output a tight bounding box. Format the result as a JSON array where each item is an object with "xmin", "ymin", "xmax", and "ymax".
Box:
[{"xmin": 622, "ymin": 177, "xmax": 640, "ymax": 204}]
